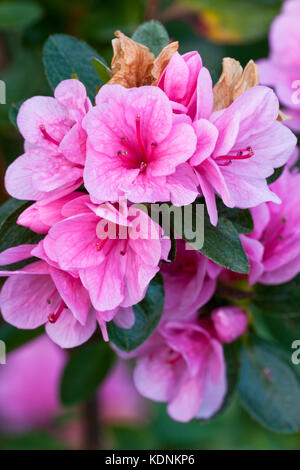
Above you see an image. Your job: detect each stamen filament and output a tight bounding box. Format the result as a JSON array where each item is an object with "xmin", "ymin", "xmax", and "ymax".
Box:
[
  {"xmin": 48, "ymin": 300, "xmax": 66, "ymax": 324},
  {"xmin": 40, "ymin": 125, "xmax": 60, "ymax": 146},
  {"xmin": 135, "ymin": 115, "xmax": 146, "ymax": 159}
]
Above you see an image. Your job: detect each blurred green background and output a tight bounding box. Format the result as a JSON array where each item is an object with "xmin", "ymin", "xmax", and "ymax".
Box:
[{"xmin": 1, "ymin": 0, "xmax": 299, "ymax": 450}]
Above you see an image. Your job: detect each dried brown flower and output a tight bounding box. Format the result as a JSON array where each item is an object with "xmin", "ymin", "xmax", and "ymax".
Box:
[
  {"xmin": 107, "ymin": 30, "xmax": 178, "ymax": 88},
  {"xmin": 213, "ymin": 57, "xmax": 259, "ymax": 111}
]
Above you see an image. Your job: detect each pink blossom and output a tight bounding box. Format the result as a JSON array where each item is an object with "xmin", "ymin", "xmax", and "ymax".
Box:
[
  {"xmin": 161, "ymin": 239, "xmax": 221, "ymax": 319},
  {"xmin": 211, "ymin": 306, "xmax": 248, "ymax": 343},
  {"xmin": 83, "ymin": 84, "xmax": 198, "ymax": 205},
  {"xmin": 158, "ymin": 51, "xmax": 213, "ymax": 120},
  {"xmin": 190, "ymin": 86, "xmax": 297, "ymax": 225},
  {"xmin": 99, "ymin": 361, "xmax": 148, "ymax": 425},
  {"xmin": 43, "ymin": 196, "xmax": 170, "ymax": 327},
  {"xmin": 0, "ymin": 246, "xmax": 96, "ymax": 348},
  {"xmin": 17, "ymin": 192, "xmax": 83, "ymax": 234},
  {"xmin": 5, "ymin": 79, "xmax": 91, "ymax": 202},
  {"xmin": 129, "ymin": 319, "xmax": 227, "ymax": 422},
  {"xmin": 241, "ymin": 168, "xmax": 300, "ymax": 285},
  {"xmin": 258, "ymin": 0, "xmax": 300, "ymax": 132},
  {"xmin": 0, "ymin": 336, "xmax": 66, "ymax": 432}
]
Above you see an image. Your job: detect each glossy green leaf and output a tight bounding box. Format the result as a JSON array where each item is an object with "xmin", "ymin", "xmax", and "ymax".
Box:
[
  {"xmin": 0, "ymin": 199, "xmax": 42, "ymax": 270},
  {"xmin": 92, "ymin": 57, "xmax": 111, "ymax": 84},
  {"xmin": 0, "ymin": 199, "xmax": 42, "ymax": 252},
  {"xmin": 132, "ymin": 21, "xmax": 169, "ymax": 56},
  {"xmin": 43, "ymin": 34, "xmax": 108, "ymax": 101},
  {"xmin": 196, "ymin": 205, "xmax": 250, "ymax": 273},
  {"xmin": 267, "ymin": 165, "xmax": 284, "ymax": 185},
  {"xmin": 239, "ymin": 336, "xmax": 300, "ymax": 433},
  {"xmin": 107, "ymin": 273, "xmax": 164, "ymax": 351},
  {"xmin": 253, "ymin": 275, "xmax": 300, "ymax": 317},
  {"xmin": 216, "ymin": 200, "xmax": 254, "ymax": 234}
]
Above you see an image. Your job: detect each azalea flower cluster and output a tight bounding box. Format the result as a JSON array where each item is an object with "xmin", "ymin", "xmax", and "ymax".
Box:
[{"xmin": 0, "ymin": 30, "xmax": 298, "ymax": 423}]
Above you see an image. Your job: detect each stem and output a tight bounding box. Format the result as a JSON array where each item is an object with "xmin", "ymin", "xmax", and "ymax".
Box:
[
  {"xmin": 216, "ymin": 284, "xmax": 254, "ymax": 301},
  {"xmin": 145, "ymin": 0, "xmax": 160, "ymax": 20},
  {"xmin": 82, "ymin": 394, "xmax": 100, "ymax": 450}
]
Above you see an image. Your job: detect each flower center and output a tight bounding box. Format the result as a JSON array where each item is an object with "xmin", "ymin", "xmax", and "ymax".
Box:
[
  {"xmin": 167, "ymin": 349, "xmax": 182, "ymax": 365},
  {"xmin": 216, "ymin": 146, "xmax": 254, "ymax": 166},
  {"xmin": 116, "ymin": 115, "xmax": 156, "ymax": 173},
  {"xmin": 48, "ymin": 300, "xmax": 66, "ymax": 324}
]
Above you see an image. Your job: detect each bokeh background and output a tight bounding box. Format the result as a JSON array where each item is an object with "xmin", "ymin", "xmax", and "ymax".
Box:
[{"xmin": 0, "ymin": 0, "xmax": 299, "ymax": 450}]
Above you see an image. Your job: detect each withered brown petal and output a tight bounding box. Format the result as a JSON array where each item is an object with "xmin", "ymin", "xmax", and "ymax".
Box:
[
  {"xmin": 107, "ymin": 31, "xmax": 178, "ymax": 88},
  {"xmin": 108, "ymin": 30, "xmax": 155, "ymax": 88},
  {"xmin": 213, "ymin": 57, "xmax": 259, "ymax": 111}
]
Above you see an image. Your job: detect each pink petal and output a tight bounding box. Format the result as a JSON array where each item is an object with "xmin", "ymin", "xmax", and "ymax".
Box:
[
  {"xmin": 46, "ymin": 308, "xmax": 96, "ymax": 348},
  {"xmin": 49, "ymin": 267, "xmax": 90, "ymax": 326},
  {"xmin": 0, "ymin": 273, "xmax": 57, "ymax": 329},
  {"xmin": 190, "ymin": 119, "xmax": 219, "ymax": 166},
  {"xmin": 0, "ymin": 244, "xmax": 36, "ymax": 265}
]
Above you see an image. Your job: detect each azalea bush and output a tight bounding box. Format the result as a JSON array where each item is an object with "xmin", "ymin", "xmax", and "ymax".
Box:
[{"xmin": 0, "ymin": 0, "xmax": 300, "ymax": 451}]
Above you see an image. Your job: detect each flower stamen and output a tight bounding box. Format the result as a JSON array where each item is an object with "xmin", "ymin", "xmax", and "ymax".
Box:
[
  {"xmin": 39, "ymin": 125, "xmax": 60, "ymax": 146},
  {"xmin": 48, "ymin": 300, "xmax": 66, "ymax": 324}
]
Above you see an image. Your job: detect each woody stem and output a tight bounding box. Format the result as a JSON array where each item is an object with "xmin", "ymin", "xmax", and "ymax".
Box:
[{"xmin": 82, "ymin": 393, "xmax": 101, "ymax": 450}]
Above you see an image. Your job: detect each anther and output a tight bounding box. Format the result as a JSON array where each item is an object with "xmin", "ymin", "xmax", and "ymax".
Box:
[{"xmin": 139, "ymin": 161, "xmax": 147, "ymax": 172}]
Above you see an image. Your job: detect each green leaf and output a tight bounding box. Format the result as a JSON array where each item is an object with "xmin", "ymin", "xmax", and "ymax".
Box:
[
  {"xmin": 0, "ymin": 2, "xmax": 42, "ymax": 30},
  {"xmin": 132, "ymin": 21, "xmax": 169, "ymax": 56},
  {"xmin": 92, "ymin": 57, "xmax": 111, "ymax": 84},
  {"xmin": 216, "ymin": 200, "xmax": 254, "ymax": 234},
  {"xmin": 0, "ymin": 199, "xmax": 43, "ymax": 264},
  {"xmin": 0, "ymin": 323, "xmax": 44, "ymax": 354},
  {"xmin": 9, "ymin": 100, "xmax": 23, "ymax": 129},
  {"xmin": 107, "ymin": 273, "xmax": 164, "ymax": 351},
  {"xmin": 239, "ymin": 336, "xmax": 300, "ymax": 433},
  {"xmin": 253, "ymin": 275, "xmax": 300, "ymax": 318},
  {"xmin": 199, "ymin": 210, "xmax": 249, "ymax": 274},
  {"xmin": 267, "ymin": 165, "xmax": 284, "ymax": 185},
  {"xmin": 60, "ymin": 341, "xmax": 115, "ymax": 406},
  {"xmin": 43, "ymin": 34, "xmax": 108, "ymax": 101}
]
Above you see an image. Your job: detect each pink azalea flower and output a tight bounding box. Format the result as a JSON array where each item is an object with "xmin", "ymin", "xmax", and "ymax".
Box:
[
  {"xmin": 158, "ymin": 51, "xmax": 213, "ymax": 120},
  {"xmin": 83, "ymin": 84, "xmax": 198, "ymax": 205},
  {"xmin": 0, "ymin": 336, "xmax": 66, "ymax": 432},
  {"xmin": 129, "ymin": 319, "xmax": 227, "ymax": 422},
  {"xmin": 258, "ymin": 0, "xmax": 300, "ymax": 132},
  {"xmin": 17, "ymin": 192, "xmax": 83, "ymax": 234},
  {"xmin": 211, "ymin": 306, "xmax": 248, "ymax": 343},
  {"xmin": 43, "ymin": 196, "xmax": 170, "ymax": 326},
  {"xmin": 161, "ymin": 239, "xmax": 221, "ymax": 319},
  {"xmin": 241, "ymin": 168, "xmax": 300, "ymax": 285},
  {"xmin": 0, "ymin": 246, "xmax": 96, "ymax": 348},
  {"xmin": 99, "ymin": 361, "xmax": 148, "ymax": 425},
  {"xmin": 190, "ymin": 85, "xmax": 297, "ymax": 225},
  {"xmin": 5, "ymin": 79, "xmax": 91, "ymax": 202}
]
